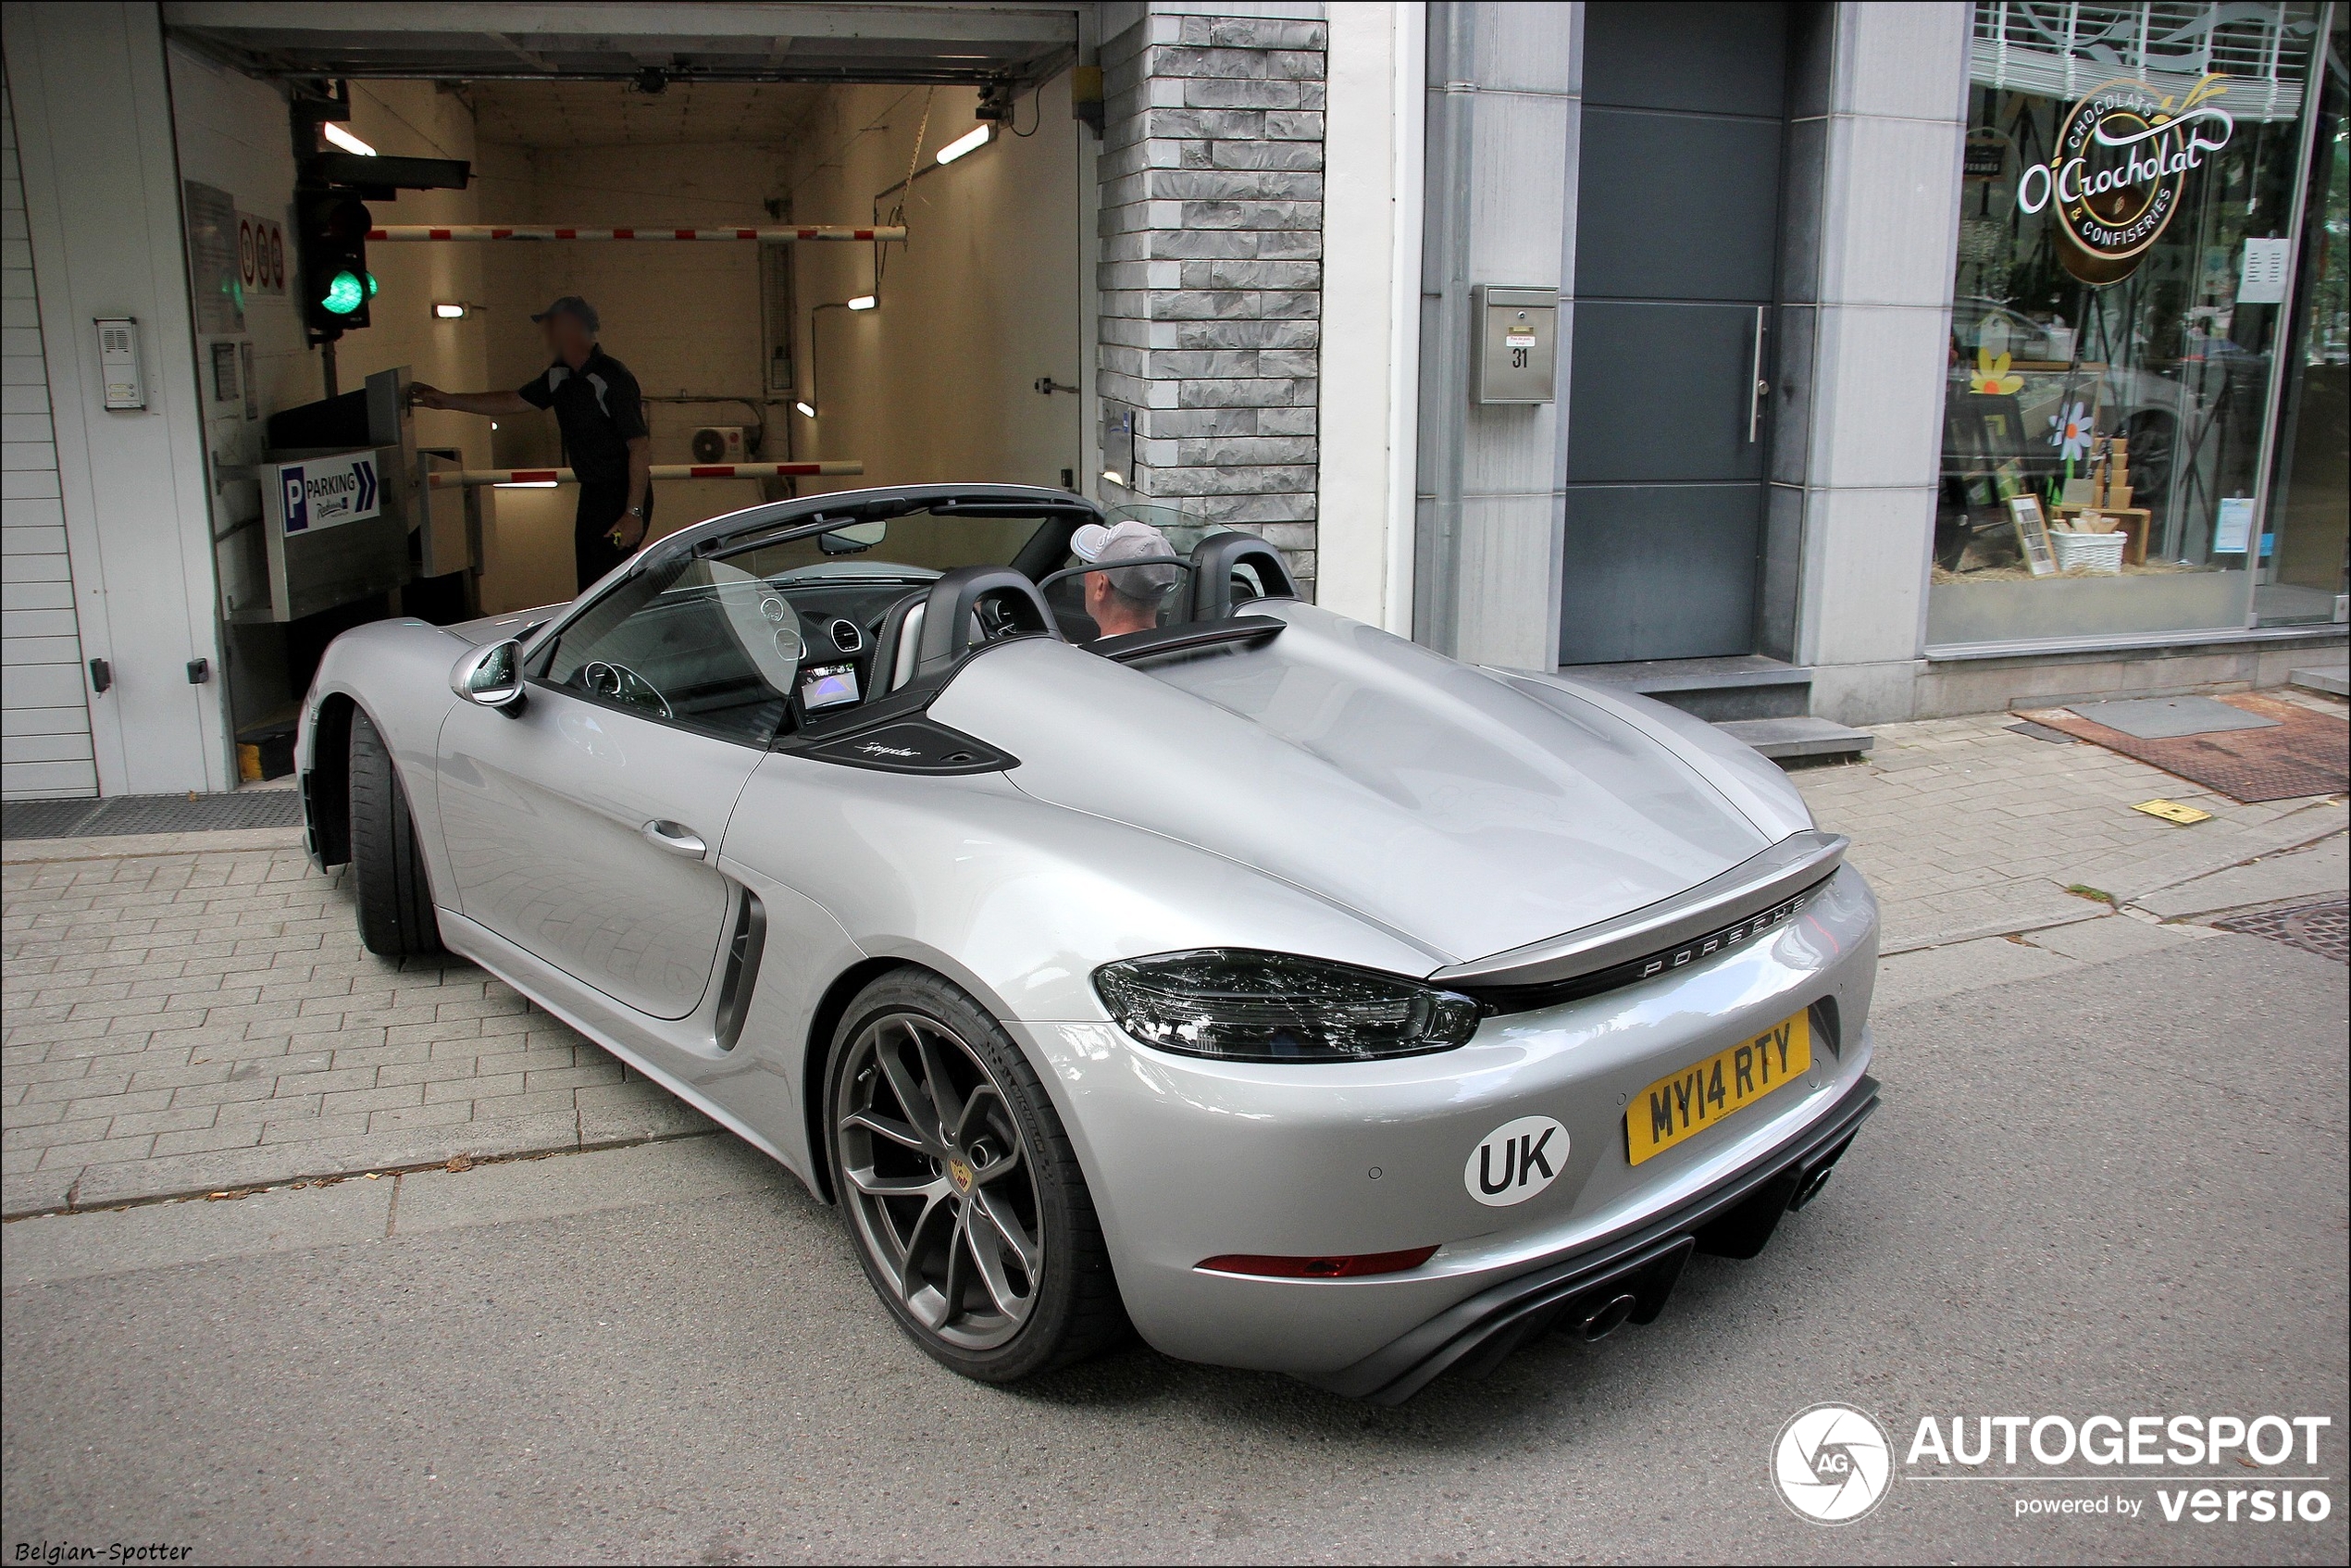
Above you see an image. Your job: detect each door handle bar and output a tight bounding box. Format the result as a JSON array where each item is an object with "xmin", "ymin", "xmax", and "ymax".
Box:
[
  {"xmin": 1748, "ymin": 305, "xmax": 1769, "ymax": 444},
  {"xmin": 641, "ymin": 819, "xmax": 708, "ymax": 859}
]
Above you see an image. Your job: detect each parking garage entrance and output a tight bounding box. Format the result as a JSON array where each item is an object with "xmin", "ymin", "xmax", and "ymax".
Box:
[{"xmin": 158, "ymin": 3, "xmax": 1091, "ymax": 773}]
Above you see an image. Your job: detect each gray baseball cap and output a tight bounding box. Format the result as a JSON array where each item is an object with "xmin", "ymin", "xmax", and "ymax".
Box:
[
  {"xmin": 1072, "ymin": 518, "xmax": 1181, "ymax": 602},
  {"xmin": 531, "ymin": 295, "xmax": 599, "ymax": 332}
]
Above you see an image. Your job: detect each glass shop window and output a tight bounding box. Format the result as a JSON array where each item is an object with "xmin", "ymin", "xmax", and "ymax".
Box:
[
  {"xmin": 2262, "ymin": 5, "xmax": 2348, "ymax": 628},
  {"xmin": 1930, "ymin": 1, "xmax": 2330, "ymax": 648}
]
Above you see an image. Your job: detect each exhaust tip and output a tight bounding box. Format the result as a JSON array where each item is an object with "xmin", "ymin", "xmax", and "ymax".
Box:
[{"xmin": 1576, "ymin": 1291, "xmax": 1638, "ymax": 1342}]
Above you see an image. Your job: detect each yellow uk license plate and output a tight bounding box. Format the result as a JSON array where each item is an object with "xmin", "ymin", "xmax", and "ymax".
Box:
[{"xmin": 1626, "ymin": 1011, "xmax": 1810, "ymax": 1166}]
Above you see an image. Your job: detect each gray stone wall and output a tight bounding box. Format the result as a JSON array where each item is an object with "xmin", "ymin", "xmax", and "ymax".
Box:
[{"xmin": 1097, "ymin": 10, "xmax": 1327, "ymax": 585}]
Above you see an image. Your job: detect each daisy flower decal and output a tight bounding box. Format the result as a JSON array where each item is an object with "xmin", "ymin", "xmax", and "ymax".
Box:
[
  {"xmin": 1971, "ymin": 347, "xmax": 2022, "ymax": 395},
  {"xmin": 2047, "ymin": 401, "xmax": 2094, "ymax": 462}
]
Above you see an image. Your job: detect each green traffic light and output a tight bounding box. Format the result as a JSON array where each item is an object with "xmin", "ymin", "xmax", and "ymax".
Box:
[{"xmin": 321, "ymin": 269, "xmax": 366, "ymax": 316}]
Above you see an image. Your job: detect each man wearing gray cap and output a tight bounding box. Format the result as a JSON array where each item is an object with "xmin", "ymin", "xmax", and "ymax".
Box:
[
  {"xmin": 411, "ymin": 295, "xmax": 653, "ymax": 592},
  {"xmin": 1070, "ymin": 518, "xmax": 1182, "ymax": 640}
]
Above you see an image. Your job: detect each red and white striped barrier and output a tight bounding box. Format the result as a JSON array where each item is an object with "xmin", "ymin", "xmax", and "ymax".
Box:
[
  {"xmin": 427, "ymin": 461, "xmax": 865, "ymax": 489},
  {"xmin": 368, "ymin": 225, "xmax": 902, "ymax": 243}
]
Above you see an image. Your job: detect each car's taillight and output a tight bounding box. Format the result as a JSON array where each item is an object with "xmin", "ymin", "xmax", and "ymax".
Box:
[{"xmin": 1094, "ymin": 950, "xmax": 1482, "ymax": 1062}]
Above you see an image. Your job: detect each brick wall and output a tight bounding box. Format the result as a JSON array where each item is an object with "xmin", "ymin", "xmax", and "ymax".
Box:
[{"xmin": 1097, "ymin": 11, "xmax": 1326, "ymax": 586}]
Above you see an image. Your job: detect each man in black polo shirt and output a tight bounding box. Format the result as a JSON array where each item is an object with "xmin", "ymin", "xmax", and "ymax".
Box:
[{"xmin": 411, "ymin": 296, "xmax": 653, "ymax": 593}]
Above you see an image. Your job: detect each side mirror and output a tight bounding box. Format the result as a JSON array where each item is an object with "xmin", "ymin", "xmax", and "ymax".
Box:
[{"xmin": 450, "ymin": 639, "xmax": 526, "ymax": 709}]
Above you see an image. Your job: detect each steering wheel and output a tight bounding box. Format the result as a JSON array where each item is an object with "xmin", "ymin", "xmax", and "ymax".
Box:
[
  {"xmin": 973, "ymin": 596, "xmax": 1028, "ymax": 643},
  {"xmin": 579, "ymin": 660, "xmax": 673, "ymax": 719}
]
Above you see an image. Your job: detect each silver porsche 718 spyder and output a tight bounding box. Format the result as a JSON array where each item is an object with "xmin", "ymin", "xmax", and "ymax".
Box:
[{"xmin": 297, "ymin": 483, "xmax": 1879, "ymax": 1402}]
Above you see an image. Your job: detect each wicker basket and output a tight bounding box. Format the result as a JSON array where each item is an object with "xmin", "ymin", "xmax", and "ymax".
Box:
[{"xmin": 2049, "ymin": 529, "xmax": 2124, "ymax": 575}]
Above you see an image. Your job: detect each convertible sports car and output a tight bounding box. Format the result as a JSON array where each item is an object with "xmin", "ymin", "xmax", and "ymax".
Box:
[{"xmin": 298, "ymin": 483, "xmax": 1880, "ymax": 1402}]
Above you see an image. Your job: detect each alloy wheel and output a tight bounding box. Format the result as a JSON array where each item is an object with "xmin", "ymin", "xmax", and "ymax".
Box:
[{"xmin": 835, "ymin": 1011, "xmax": 1046, "ymax": 1351}]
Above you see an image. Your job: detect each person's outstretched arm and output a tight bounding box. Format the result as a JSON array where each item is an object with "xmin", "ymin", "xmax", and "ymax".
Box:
[{"xmin": 410, "ymin": 384, "xmax": 532, "ymax": 417}]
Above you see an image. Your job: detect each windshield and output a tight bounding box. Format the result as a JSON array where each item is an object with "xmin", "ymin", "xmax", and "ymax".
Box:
[
  {"xmin": 530, "ymin": 499, "xmax": 1296, "ymax": 748},
  {"xmin": 707, "ymin": 503, "xmax": 1275, "ymax": 645},
  {"xmin": 715, "ymin": 506, "xmax": 1054, "ymax": 581}
]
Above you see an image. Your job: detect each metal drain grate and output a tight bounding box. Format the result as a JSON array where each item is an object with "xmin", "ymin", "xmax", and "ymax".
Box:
[
  {"xmin": 1, "ymin": 790, "xmax": 304, "ymax": 841},
  {"xmin": 2215, "ymin": 899, "xmax": 2349, "ymax": 964}
]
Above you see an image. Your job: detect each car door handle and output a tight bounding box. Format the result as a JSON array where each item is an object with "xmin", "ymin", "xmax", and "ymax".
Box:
[{"xmin": 641, "ymin": 819, "xmax": 708, "ymax": 859}]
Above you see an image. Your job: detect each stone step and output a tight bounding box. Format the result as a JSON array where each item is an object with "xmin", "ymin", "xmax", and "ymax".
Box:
[
  {"xmin": 1556, "ymin": 654, "xmax": 1813, "ymax": 721},
  {"xmin": 1713, "ymin": 716, "xmax": 1875, "ymax": 763},
  {"xmin": 2288, "ymin": 666, "xmax": 2348, "ymax": 698}
]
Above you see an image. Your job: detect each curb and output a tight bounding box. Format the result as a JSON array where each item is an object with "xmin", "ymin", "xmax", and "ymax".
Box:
[
  {"xmin": 1874, "ymin": 818, "xmax": 2346, "ymax": 956},
  {"xmin": 1, "ymin": 1126, "xmax": 728, "ymax": 1224},
  {"xmin": 2, "ymin": 826, "xmax": 308, "ymax": 864}
]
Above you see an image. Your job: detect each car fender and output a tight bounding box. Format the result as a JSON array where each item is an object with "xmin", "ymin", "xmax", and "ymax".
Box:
[
  {"xmin": 298, "ymin": 616, "xmax": 472, "ymax": 897},
  {"xmin": 719, "ymin": 749, "xmax": 1447, "ymax": 1226}
]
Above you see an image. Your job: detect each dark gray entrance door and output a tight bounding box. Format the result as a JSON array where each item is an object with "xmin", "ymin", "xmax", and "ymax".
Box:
[{"xmin": 1561, "ymin": 2, "xmax": 1788, "ymax": 664}]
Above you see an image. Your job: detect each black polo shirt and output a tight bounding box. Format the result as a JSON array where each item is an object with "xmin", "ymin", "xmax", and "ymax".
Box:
[{"xmin": 518, "ymin": 346, "xmax": 647, "ymax": 488}]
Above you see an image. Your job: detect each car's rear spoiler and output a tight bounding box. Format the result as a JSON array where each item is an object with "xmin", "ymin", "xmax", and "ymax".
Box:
[{"xmin": 1427, "ymin": 830, "xmax": 1849, "ymax": 1006}]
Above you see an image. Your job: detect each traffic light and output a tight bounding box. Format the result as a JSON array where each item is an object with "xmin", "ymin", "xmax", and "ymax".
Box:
[{"xmin": 296, "ymin": 189, "xmax": 375, "ymax": 342}]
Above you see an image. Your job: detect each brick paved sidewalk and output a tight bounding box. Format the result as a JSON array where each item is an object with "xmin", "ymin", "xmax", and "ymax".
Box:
[
  {"xmin": 2, "ymin": 840, "xmax": 712, "ymax": 1217},
  {"xmin": 1798, "ymin": 704, "xmax": 2346, "ymax": 952},
  {"xmin": 4, "ymin": 703, "xmax": 2343, "ymax": 1218}
]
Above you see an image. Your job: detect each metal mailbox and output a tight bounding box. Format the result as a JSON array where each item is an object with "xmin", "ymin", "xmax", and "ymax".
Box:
[{"xmin": 1473, "ymin": 285, "xmax": 1560, "ymax": 405}]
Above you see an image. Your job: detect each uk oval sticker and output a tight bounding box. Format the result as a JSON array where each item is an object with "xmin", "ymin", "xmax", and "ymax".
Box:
[{"xmin": 1465, "ymin": 1115, "xmax": 1568, "ymax": 1206}]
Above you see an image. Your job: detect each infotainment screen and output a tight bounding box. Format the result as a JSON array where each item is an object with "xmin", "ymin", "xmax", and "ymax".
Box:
[{"xmin": 799, "ymin": 664, "xmax": 862, "ymax": 713}]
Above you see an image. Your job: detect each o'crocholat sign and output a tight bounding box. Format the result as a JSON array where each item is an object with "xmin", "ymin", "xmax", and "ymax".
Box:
[{"xmin": 2018, "ymin": 74, "xmax": 2233, "ymax": 285}]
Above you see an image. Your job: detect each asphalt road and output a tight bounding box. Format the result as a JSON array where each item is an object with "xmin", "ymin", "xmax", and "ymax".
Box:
[{"xmin": 4, "ymin": 929, "xmax": 2345, "ymax": 1564}]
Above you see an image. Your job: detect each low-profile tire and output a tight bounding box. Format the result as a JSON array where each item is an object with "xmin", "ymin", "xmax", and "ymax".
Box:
[
  {"xmin": 346, "ymin": 707, "xmax": 442, "ymax": 957},
  {"xmin": 827, "ymin": 968, "xmax": 1127, "ymax": 1383}
]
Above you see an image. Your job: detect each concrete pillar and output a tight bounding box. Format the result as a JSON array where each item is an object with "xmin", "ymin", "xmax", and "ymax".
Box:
[
  {"xmin": 1785, "ymin": 2, "xmax": 1969, "ymax": 722},
  {"xmin": 1412, "ymin": 3, "xmax": 1580, "ymax": 669},
  {"xmin": 1312, "ymin": 1, "xmax": 1423, "ymax": 633},
  {"xmin": 4, "ymin": 1, "xmax": 229, "ymax": 795}
]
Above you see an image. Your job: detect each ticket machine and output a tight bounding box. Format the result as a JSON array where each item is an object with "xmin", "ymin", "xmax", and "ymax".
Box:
[{"xmin": 218, "ymin": 366, "xmax": 440, "ymax": 623}]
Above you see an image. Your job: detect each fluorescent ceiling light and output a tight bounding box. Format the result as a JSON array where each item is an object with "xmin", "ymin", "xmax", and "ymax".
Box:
[
  {"xmin": 494, "ymin": 480, "xmax": 558, "ymax": 489},
  {"xmin": 432, "ymin": 302, "xmax": 468, "ymax": 319},
  {"xmin": 846, "ymin": 294, "xmax": 877, "ymax": 312},
  {"xmin": 936, "ymin": 124, "xmax": 992, "ymax": 165},
  {"xmin": 322, "ymin": 123, "xmax": 377, "ymax": 156},
  {"xmin": 795, "ymin": 401, "xmax": 817, "ymax": 418}
]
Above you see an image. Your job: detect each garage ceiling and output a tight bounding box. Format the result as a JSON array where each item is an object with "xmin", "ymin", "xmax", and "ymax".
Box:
[
  {"xmin": 467, "ymin": 81, "xmax": 828, "ymax": 147},
  {"xmin": 162, "ymin": 1, "xmax": 1078, "ymax": 86}
]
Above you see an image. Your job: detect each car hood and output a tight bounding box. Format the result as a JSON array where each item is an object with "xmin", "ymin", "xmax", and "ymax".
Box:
[{"xmin": 927, "ymin": 605, "xmax": 1774, "ymax": 967}]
